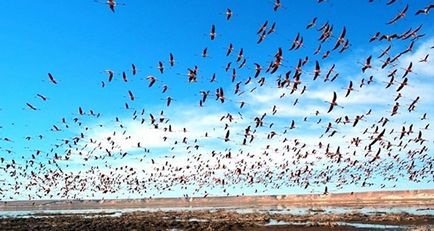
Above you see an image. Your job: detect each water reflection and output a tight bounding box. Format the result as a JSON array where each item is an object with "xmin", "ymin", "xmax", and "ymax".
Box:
[
  {"xmin": 0, "ymin": 205, "xmax": 433, "ymax": 218},
  {"xmin": 266, "ymin": 219, "xmax": 405, "ymax": 230}
]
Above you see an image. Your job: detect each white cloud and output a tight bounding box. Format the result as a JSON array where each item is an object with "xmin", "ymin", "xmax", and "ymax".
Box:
[
  {"xmin": 6, "ymin": 37, "xmax": 434, "ymax": 201},
  {"xmin": 66, "ymin": 38, "xmax": 433, "ymax": 198}
]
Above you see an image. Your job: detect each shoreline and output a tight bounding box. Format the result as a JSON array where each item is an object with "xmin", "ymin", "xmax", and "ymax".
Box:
[
  {"xmin": 1, "ymin": 189, "xmax": 433, "ymax": 230},
  {"xmin": 0, "ymin": 209, "xmax": 433, "ymax": 231},
  {"xmin": 2, "ymin": 189, "xmax": 433, "ymax": 211}
]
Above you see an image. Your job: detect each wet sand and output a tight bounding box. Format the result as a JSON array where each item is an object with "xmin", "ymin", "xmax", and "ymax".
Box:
[
  {"xmin": 1, "ymin": 209, "xmax": 433, "ymax": 230},
  {"xmin": 1, "ymin": 190, "xmax": 433, "ymax": 230}
]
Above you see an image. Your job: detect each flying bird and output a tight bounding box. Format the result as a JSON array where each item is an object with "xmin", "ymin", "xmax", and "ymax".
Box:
[
  {"xmin": 225, "ymin": 8, "xmax": 233, "ymax": 20},
  {"xmin": 210, "ymin": 24, "xmax": 216, "ymax": 40},
  {"xmin": 105, "ymin": 70, "xmax": 114, "ymax": 82},
  {"xmin": 396, "ymin": 78, "xmax": 408, "ymax": 92},
  {"xmin": 48, "ymin": 73, "xmax": 57, "ymax": 84},
  {"xmin": 326, "ymin": 91, "xmax": 342, "ymax": 113},
  {"xmin": 226, "ymin": 43, "xmax": 234, "ymax": 56},
  {"xmin": 386, "ymin": 4, "xmax": 408, "ymax": 24},
  {"xmin": 26, "ymin": 103, "xmax": 37, "ymax": 111},
  {"xmin": 147, "ymin": 76, "xmax": 156, "ymax": 87},
  {"xmin": 122, "ymin": 72, "xmax": 128, "ymax": 82},
  {"xmin": 415, "ymin": 4, "xmax": 434, "ymax": 15},
  {"xmin": 361, "ymin": 55, "xmax": 372, "ymax": 73},
  {"xmin": 36, "ymin": 94, "xmax": 48, "ymax": 101},
  {"xmin": 158, "ymin": 61, "xmax": 164, "ymax": 74},
  {"xmin": 419, "ymin": 54, "xmax": 429, "ymax": 63},
  {"xmin": 313, "ymin": 61, "xmax": 321, "ymax": 80},
  {"xmin": 95, "ymin": 0, "xmax": 125, "ymax": 12},
  {"xmin": 128, "ymin": 90, "xmax": 135, "ymax": 101},
  {"xmin": 273, "ymin": 0, "xmax": 281, "ymax": 11},
  {"xmin": 131, "ymin": 64, "xmax": 137, "ymax": 75},
  {"xmin": 345, "ymin": 81, "xmax": 354, "ymax": 97},
  {"xmin": 224, "ymin": 130, "xmax": 230, "ymax": 142},
  {"xmin": 169, "ymin": 53, "xmax": 175, "ymax": 66},
  {"xmin": 332, "ymin": 27, "xmax": 347, "ymax": 50},
  {"xmin": 306, "ymin": 17, "xmax": 317, "ymax": 29}
]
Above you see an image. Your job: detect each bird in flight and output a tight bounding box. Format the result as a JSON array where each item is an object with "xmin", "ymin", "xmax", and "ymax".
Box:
[
  {"xmin": 2, "ymin": 0, "xmax": 433, "ymax": 203},
  {"xmin": 361, "ymin": 55, "xmax": 372, "ymax": 73},
  {"xmin": 95, "ymin": 0, "xmax": 125, "ymax": 13},
  {"xmin": 26, "ymin": 103, "xmax": 38, "ymax": 111},
  {"xmin": 386, "ymin": 4, "xmax": 408, "ymax": 24},
  {"xmin": 326, "ymin": 91, "xmax": 343, "ymax": 113},
  {"xmin": 48, "ymin": 73, "xmax": 57, "ymax": 84},
  {"xmin": 415, "ymin": 4, "xmax": 434, "ymax": 15},
  {"xmin": 210, "ymin": 24, "xmax": 216, "ymax": 40},
  {"xmin": 226, "ymin": 8, "xmax": 233, "ymax": 20}
]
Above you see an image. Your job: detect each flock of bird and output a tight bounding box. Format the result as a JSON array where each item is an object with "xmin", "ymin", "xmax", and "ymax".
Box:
[{"xmin": 1, "ymin": 0, "xmax": 434, "ymax": 201}]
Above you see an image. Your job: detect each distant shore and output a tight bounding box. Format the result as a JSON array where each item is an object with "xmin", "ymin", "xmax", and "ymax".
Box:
[{"xmin": 2, "ymin": 189, "xmax": 433, "ymax": 211}]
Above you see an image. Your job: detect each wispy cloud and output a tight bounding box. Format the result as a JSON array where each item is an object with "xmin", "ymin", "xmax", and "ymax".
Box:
[{"xmin": 47, "ymin": 37, "xmax": 432, "ymax": 199}]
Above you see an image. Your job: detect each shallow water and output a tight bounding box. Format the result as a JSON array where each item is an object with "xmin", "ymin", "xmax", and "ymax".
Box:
[
  {"xmin": 231, "ymin": 206, "xmax": 434, "ymax": 216},
  {"xmin": 265, "ymin": 219, "xmax": 405, "ymax": 230},
  {"xmin": 0, "ymin": 205, "xmax": 433, "ymax": 218}
]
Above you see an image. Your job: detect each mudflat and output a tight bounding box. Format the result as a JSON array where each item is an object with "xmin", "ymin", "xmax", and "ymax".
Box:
[
  {"xmin": 0, "ymin": 209, "xmax": 433, "ymax": 230},
  {"xmin": 1, "ymin": 189, "xmax": 433, "ymax": 230}
]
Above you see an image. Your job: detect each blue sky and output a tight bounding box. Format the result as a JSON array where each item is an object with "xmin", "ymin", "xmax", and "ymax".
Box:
[{"xmin": 0, "ymin": 1, "xmax": 433, "ymax": 200}]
